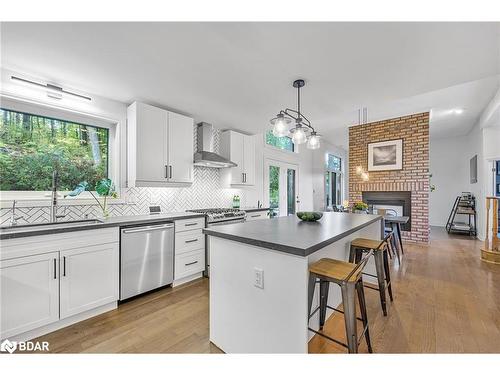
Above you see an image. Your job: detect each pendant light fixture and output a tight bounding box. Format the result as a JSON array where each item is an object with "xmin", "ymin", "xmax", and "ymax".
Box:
[{"xmin": 269, "ymin": 79, "xmax": 321, "ymax": 149}]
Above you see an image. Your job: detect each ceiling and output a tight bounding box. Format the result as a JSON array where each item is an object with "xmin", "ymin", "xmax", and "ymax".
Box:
[{"xmin": 1, "ymin": 22, "xmax": 499, "ymax": 147}]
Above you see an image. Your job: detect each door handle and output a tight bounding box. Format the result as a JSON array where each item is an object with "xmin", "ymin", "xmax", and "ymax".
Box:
[
  {"xmin": 169, "ymin": 165, "xmax": 172, "ymax": 179},
  {"xmin": 53, "ymin": 258, "xmax": 57, "ymax": 279},
  {"xmin": 185, "ymin": 261, "xmax": 198, "ymax": 266},
  {"xmin": 63, "ymin": 256, "xmax": 66, "ymax": 277}
]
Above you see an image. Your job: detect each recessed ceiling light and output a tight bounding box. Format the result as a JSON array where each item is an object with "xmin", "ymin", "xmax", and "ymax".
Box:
[{"xmin": 452, "ymin": 108, "xmax": 464, "ymax": 115}]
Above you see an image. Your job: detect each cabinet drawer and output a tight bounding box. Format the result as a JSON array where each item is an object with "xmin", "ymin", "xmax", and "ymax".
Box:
[
  {"xmin": 175, "ymin": 249, "xmax": 205, "ymax": 280},
  {"xmin": 246, "ymin": 211, "xmax": 269, "ymax": 221},
  {"xmin": 175, "ymin": 230, "xmax": 204, "ymax": 255},
  {"xmin": 175, "ymin": 218, "xmax": 205, "ymax": 233}
]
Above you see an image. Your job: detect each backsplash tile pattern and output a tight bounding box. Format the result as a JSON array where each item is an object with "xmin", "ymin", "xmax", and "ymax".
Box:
[{"xmin": 1, "ymin": 125, "xmax": 246, "ymax": 226}]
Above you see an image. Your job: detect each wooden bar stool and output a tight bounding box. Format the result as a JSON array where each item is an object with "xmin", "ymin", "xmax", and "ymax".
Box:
[
  {"xmin": 307, "ymin": 250, "xmax": 373, "ymax": 353},
  {"xmin": 349, "ymin": 233, "xmax": 394, "ymax": 316}
]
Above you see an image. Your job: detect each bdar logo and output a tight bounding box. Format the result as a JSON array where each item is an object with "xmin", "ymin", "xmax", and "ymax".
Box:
[{"xmin": 0, "ymin": 339, "xmax": 17, "ymax": 354}]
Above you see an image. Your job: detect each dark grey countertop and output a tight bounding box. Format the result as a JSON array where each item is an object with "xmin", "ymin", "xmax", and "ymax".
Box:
[
  {"xmin": 203, "ymin": 212, "xmax": 383, "ymax": 257},
  {"xmin": 0, "ymin": 212, "xmax": 205, "ymax": 240}
]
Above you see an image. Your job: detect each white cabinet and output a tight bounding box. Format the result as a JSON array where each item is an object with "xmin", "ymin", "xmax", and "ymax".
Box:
[
  {"xmin": 60, "ymin": 243, "xmax": 119, "ymax": 319},
  {"xmin": 174, "ymin": 219, "xmax": 205, "ymax": 285},
  {"xmin": 0, "ymin": 228, "xmax": 119, "ymax": 340},
  {"xmin": 220, "ymin": 130, "xmax": 255, "ymax": 186},
  {"xmin": 167, "ymin": 111, "xmax": 195, "ymax": 183},
  {"xmin": 127, "ymin": 101, "xmax": 194, "ymax": 187},
  {"xmin": 0, "ymin": 252, "xmax": 59, "ymax": 339}
]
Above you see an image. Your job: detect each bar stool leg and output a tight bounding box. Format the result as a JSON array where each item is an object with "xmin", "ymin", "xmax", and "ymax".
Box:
[
  {"xmin": 340, "ymin": 282, "xmax": 358, "ymax": 353},
  {"xmin": 307, "ymin": 274, "xmax": 316, "ymax": 319},
  {"xmin": 319, "ymin": 280, "xmax": 330, "ymax": 329},
  {"xmin": 383, "ymin": 248, "xmax": 393, "ymax": 301},
  {"xmin": 348, "ymin": 245, "xmax": 356, "ymax": 263},
  {"xmin": 396, "ymin": 223, "xmax": 404, "ymax": 254},
  {"xmin": 391, "ymin": 228, "xmax": 401, "ymax": 264},
  {"xmin": 374, "ymin": 251, "xmax": 388, "ymax": 316},
  {"xmin": 356, "ymin": 278, "xmax": 373, "ymax": 353}
]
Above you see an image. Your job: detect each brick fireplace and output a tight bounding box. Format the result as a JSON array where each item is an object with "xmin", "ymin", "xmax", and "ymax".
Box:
[{"xmin": 349, "ymin": 113, "xmax": 430, "ymax": 243}]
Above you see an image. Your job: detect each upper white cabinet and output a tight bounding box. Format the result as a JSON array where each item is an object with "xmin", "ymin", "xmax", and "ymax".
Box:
[
  {"xmin": 127, "ymin": 102, "xmax": 194, "ymax": 187},
  {"xmin": 220, "ymin": 130, "xmax": 255, "ymax": 186},
  {"xmin": 0, "ymin": 252, "xmax": 60, "ymax": 339}
]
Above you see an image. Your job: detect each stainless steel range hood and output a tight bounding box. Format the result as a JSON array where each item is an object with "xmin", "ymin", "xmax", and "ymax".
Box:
[{"xmin": 193, "ymin": 122, "xmax": 237, "ymax": 168}]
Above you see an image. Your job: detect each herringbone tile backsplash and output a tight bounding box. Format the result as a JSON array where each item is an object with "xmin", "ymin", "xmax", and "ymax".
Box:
[{"xmin": 0, "ymin": 126, "xmax": 247, "ymax": 225}]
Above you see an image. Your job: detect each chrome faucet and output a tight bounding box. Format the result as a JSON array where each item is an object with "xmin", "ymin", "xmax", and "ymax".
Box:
[
  {"xmin": 50, "ymin": 170, "xmax": 66, "ymax": 223},
  {"xmin": 10, "ymin": 200, "xmax": 23, "ymax": 226}
]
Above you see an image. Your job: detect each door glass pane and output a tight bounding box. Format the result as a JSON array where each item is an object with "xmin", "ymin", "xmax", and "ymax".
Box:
[
  {"xmin": 325, "ymin": 172, "xmax": 330, "ymax": 208},
  {"xmin": 287, "ymin": 169, "xmax": 296, "ymax": 215},
  {"xmin": 335, "ymin": 173, "xmax": 342, "ymax": 206},
  {"xmin": 269, "ymin": 165, "xmax": 280, "ymax": 217},
  {"xmin": 331, "ymin": 172, "xmax": 337, "ymax": 206}
]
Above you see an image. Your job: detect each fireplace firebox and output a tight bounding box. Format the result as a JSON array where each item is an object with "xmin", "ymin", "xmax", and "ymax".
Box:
[{"xmin": 362, "ymin": 191, "xmax": 411, "ymax": 231}]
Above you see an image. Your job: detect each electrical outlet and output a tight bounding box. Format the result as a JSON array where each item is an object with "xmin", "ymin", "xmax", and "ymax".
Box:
[{"xmin": 254, "ymin": 268, "xmax": 264, "ymax": 289}]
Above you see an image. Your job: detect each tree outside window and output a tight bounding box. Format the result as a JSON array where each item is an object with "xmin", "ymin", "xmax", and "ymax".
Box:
[{"xmin": 0, "ymin": 108, "xmax": 109, "ymax": 191}]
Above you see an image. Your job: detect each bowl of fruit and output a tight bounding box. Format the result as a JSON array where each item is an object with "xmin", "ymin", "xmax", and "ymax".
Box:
[{"xmin": 296, "ymin": 211, "xmax": 323, "ymax": 222}]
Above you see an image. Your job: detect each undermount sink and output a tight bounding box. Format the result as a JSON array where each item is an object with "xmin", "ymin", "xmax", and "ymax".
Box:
[{"xmin": 0, "ymin": 219, "xmax": 104, "ymax": 233}]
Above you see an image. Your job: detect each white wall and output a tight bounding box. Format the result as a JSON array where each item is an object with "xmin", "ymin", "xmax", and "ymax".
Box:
[
  {"xmin": 429, "ymin": 121, "xmax": 497, "ymax": 240},
  {"xmin": 429, "ymin": 135, "xmax": 470, "ymax": 227}
]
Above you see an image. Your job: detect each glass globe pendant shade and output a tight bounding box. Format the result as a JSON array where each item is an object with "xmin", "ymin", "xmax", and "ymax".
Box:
[
  {"xmin": 307, "ymin": 132, "xmax": 321, "ymax": 150},
  {"xmin": 270, "ymin": 114, "xmax": 291, "ymax": 137},
  {"xmin": 291, "ymin": 126, "xmax": 307, "ymax": 144}
]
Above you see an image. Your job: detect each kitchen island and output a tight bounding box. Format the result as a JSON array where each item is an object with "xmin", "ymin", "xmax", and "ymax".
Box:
[{"xmin": 203, "ymin": 212, "xmax": 384, "ymax": 353}]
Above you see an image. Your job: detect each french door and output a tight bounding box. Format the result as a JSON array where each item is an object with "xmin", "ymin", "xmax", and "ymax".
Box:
[{"xmin": 264, "ymin": 159, "xmax": 299, "ymax": 217}]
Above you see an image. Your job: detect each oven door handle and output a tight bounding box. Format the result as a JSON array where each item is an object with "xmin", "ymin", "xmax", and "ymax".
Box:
[{"xmin": 207, "ymin": 219, "xmax": 246, "ymax": 227}]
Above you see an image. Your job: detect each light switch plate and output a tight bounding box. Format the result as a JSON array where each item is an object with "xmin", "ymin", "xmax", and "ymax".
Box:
[{"xmin": 254, "ymin": 268, "xmax": 264, "ymax": 289}]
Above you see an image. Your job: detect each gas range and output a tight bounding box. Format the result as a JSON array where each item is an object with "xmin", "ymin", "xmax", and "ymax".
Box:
[{"xmin": 187, "ymin": 208, "xmax": 246, "ymax": 224}]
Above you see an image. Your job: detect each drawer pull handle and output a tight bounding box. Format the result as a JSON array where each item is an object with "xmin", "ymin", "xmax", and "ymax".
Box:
[
  {"xmin": 185, "ymin": 239, "xmax": 198, "ymax": 243},
  {"xmin": 251, "ymin": 214, "xmax": 261, "ymax": 217},
  {"xmin": 53, "ymin": 258, "xmax": 57, "ymax": 279},
  {"xmin": 185, "ymin": 223, "xmax": 198, "ymax": 227},
  {"xmin": 185, "ymin": 261, "xmax": 198, "ymax": 266},
  {"xmin": 63, "ymin": 256, "xmax": 66, "ymax": 277}
]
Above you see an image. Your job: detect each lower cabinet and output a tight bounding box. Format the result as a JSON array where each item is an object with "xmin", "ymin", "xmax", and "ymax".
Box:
[
  {"xmin": 60, "ymin": 243, "xmax": 119, "ymax": 319},
  {"xmin": 174, "ymin": 223, "xmax": 205, "ymax": 284},
  {"xmin": 0, "ymin": 228, "xmax": 119, "ymax": 340},
  {"xmin": 0, "ymin": 252, "xmax": 60, "ymax": 339}
]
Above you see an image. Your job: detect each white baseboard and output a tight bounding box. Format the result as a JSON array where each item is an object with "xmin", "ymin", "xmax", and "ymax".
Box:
[
  {"xmin": 5, "ymin": 302, "xmax": 117, "ymax": 342},
  {"xmin": 173, "ymin": 272, "xmax": 204, "ymax": 287}
]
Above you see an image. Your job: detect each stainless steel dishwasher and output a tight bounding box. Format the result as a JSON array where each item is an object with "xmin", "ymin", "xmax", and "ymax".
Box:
[{"xmin": 120, "ymin": 222, "xmax": 174, "ymax": 300}]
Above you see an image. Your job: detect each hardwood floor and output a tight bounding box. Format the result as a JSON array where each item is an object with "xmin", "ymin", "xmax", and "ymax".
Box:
[
  {"xmin": 37, "ymin": 227, "xmax": 500, "ymax": 353},
  {"xmin": 309, "ymin": 227, "xmax": 500, "ymax": 353}
]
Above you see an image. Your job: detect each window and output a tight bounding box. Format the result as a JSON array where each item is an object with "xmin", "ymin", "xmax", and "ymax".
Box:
[
  {"xmin": 325, "ymin": 154, "xmax": 342, "ymax": 209},
  {"xmin": 265, "ymin": 130, "xmax": 294, "ymax": 152},
  {"xmin": 327, "ymin": 154, "xmax": 341, "ymax": 171},
  {"xmin": 0, "ymin": 108, "xmax": 109, "ymax": 191}
]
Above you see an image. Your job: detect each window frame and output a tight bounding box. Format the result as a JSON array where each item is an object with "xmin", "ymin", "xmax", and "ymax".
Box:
[
  {"xmin": 324, "ymin": 153, "xmax": 343, "ymax": 210},
  {"xmin": 263, "ymin": 130, "xmax": 297, "ymax": 154},
  {"xmin": 0, "ymin": 96, "xmax": 122, "ymax": 207}
]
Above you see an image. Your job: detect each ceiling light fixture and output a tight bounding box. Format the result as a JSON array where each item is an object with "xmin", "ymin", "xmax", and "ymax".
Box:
[
  {"xmin": 11, "ymin": 76, "xmax": 92, "ymax": 101},
  {"xmin": 452, "ymin": 108, "xmax": 464, "ymax": 115},
  {"xmin": 269, "ymin": 79, "xmax": 320, "ymax": 149}
]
